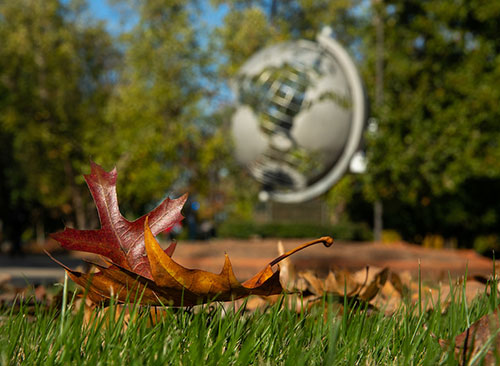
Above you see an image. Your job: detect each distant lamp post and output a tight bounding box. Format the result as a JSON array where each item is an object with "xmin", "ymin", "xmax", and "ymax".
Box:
[{"xmin": 372, "ymin": 0, "xmax": 385, "ymax": 241}]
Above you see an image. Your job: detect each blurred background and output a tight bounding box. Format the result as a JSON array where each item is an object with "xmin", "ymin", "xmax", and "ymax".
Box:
[{"xmin": 1, "ymin": 0, "xmax": 500, "ymax": 257}]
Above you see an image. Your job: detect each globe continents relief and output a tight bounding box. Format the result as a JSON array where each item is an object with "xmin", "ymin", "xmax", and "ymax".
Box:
[{"xmin": 231, "ymin": 40, "xmax": 353, "ymax": 195}]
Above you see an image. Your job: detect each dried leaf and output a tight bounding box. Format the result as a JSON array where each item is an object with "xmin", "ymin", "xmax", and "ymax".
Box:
[
  {"xmin": 277, "ymin": 241, "xmax": 295, "ymax": 290},
  {"xmin": 335, "ymin": 270, "xmax": 360, "ymax": 296},
  {"xmin": 50, "ymin": 162, "xmax": 334, "ymax": 306},
  {"xmin": 0, "ymin": 274, "xmax": 11, "ymax": 288},
  {"xmin": 452, "ymin": 308, "xmax": 500, "ymax": 365},
  {"xmin": 143, "ymin": 217, "xmax": 289, "ymax": 303},
  {"xmin": 272, "ymin": 266, "xmax": 407, "ymax": 315},
  {"xmin": 390, "ymin": 272, "xmax": 405, "ymax": 296},
  {"xmin": 299, "ymin": 271, "xmax": 325, "ymax": 296},
  {"xmin": 359, "ymin": 267, "xmax": 389, "ymax": 302},
  {"xmin": 51, "ymin": 162, "xmax": 185, "ymax": 279},
  {"xmin": 59, "ymin": 230, "xmax": 332, "ymax": 306},
  {"xmin": 324, "ymin": 271, "xmax": 339, "ymax": 293}
]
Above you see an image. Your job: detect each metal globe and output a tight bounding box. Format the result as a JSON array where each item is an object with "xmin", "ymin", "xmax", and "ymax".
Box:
[{"xmin": 231, "ymin": 28, "xmax": 367, "ymax": 203}]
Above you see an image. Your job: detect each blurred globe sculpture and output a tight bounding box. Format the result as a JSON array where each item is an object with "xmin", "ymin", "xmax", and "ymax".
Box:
[{"xmin": 231, "ymin": 27, "xmax": 367, "ymax": 203}]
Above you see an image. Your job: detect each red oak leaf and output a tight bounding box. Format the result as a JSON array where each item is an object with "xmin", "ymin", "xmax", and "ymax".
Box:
[
  {"xmin": 48, "ymin": 219, "xmax": 333, "ymax": 306},
  {"xmin": 51, "ymin": 161, "xmax": 186, "ymax": 279}
]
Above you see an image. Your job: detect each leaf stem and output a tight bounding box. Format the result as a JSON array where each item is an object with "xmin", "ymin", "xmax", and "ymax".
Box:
[{"xmin": 269, "ymin": 236, "xmax": 334, "ymax": 267}]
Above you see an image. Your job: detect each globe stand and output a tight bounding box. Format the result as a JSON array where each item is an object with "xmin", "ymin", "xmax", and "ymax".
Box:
[{"xmin": 254, "ymin": 198, "xmax": 329, "ymax": 226}]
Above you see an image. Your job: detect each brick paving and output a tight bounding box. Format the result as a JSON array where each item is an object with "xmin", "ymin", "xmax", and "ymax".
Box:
[
  {"xmin": 0, "ymin": 239, "xmax": 497, "ymax": 286},
  {"xmin": 165, "ymin": 239, "xmax": 497, "ymax": 281}
]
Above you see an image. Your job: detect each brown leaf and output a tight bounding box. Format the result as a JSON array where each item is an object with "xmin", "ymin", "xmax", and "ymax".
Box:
[
  {"xmin": 53, "ymin": 219, "xmax": 333, "ymax": 306},
  {"xmin": 0, "ymin": 274, "xmax": 11, "ymax": 288},
  {"xmin": 299, "ymin": 271, "xmax": 325, "ymax": 296},
  {"xmin": 453, "ymin": 308, "xmax": 500, "ymax": 365},
  {"xmin": 390, "ymin": 272, "xmax": 406, "ymax": 296},
  {"xmin": 273, "ymin": 266, "xmax": 405, "ymax": 315},
  {"xmin": 324, "ymin": 271, "xmax": 339, "ymax": 293},
  {"xmin": 334, "ymin": 270, "xmax": 361, "ymax": 296},
  {"xmin": 49, "ymin": 162, "xmax": 334, "ymax": 307},
  {"xmin": 51, "ymin": 162, "xmax": 185, "ymax": 279},
  {"xmin": 359, "ymin": 267, "xmax": 389, "ymax": 302},
  {"xmin": 277, "ymin": 241, "xmax": 295, "ymax": 290}
]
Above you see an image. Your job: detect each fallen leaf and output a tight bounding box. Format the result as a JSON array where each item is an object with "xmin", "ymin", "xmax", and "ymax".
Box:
[
  {"xmin": 47, "ymin": 163, "xmax": 333, "ymax": 306},
  {"xmin": 359, "ymin": 267, "xmax": 389, "ymax": 302},
  {"xmin": 299, "ymin": 271, "xmax": 325, "ymax": 296},
  {"xmin": 51, "ymin": 162, "xmax": 185, "ymax": 279},
  {"xmin": 52, "ymin": 222, "xmax": 333, "ymax": 306},
  {"xmin": 269, "ymin": 265, "xmax": 406, "ymax": 314},
  {"xmin": 451, "ymin": 308, "xmax": 500, "ymax": 365},
  {"xmin": 50, "ymin": 163, "xmax": 334, "ymax": 306},
  {"xmin": 277, "ymin": 241, "xmax": 295, "ymax": 290}
]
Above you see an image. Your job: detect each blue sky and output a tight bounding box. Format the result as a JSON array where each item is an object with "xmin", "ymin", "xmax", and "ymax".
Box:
[
  {"xmin": 87, "ymin": 0, "xmax": 228, "ymax": 34},
  {"xmin": 87, "ymin": 0, "xmax": 118, "ymax": 23}
]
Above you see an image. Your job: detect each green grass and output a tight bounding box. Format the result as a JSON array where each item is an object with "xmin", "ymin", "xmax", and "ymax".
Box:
[{"xmin": 0, "ymin": 279, "xmax": 498, "ymax": 365}]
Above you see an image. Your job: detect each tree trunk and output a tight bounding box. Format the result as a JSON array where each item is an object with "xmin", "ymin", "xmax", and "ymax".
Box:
[
  {"xmin": 64, "ymin": 161, "xmax": 87, "ymax": 229},
  {"xmin": 374, "ymin": 200, "xmax": 383, "ymax": 241}
]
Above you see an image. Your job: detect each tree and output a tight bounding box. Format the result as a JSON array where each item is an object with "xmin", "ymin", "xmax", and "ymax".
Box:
[
  {"xmin": 362, "ymin": 0, "xmax": 500, "ymax": 244},
  {"xmin": 89, "ymin": 0, "xmax": 235, "ymax": 227},
  {"xmin": 0, "ymin": 0, "xmax": 118, "ymax": 247},
  {"xmin": 215, "ymin": 0, "xmax": 500, "ymax": 246},
  {"xmin": 1, "ymin": 0, "xmax": 237, "ymax": 245}
]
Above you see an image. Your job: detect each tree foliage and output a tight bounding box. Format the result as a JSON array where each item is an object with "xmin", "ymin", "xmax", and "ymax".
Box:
[
  {"xmin": 215, "ymin": 0, "xmax": 500, "ymax": 246},
  {"xmin": 0, "ymin": 0, "xmax": 118, "ymax": 243},
  {"xmin": 363, "ymin": 0, "xmax": 500, "ymax": 244},
  {"xmin": 95, "ymin": 0, "xmax": 232, "ymax": 219},
  {"xmin": 0, "ymin": 0, "xmax": 232, "ymax": 245},
  {"xmin": 365, "ymin": 0, "xmax": 500, "ymax": 199}
]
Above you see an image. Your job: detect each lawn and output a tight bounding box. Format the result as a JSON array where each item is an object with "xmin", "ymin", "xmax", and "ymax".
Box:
[{"xmin": 1, "ymin": 278, "xmax": 499, "ymax": 365}]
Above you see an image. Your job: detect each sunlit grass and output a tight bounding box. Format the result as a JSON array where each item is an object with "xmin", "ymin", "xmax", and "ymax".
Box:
[{"xmin": 1, "ymin": 277, "xmax": 498, "ymax": 365}]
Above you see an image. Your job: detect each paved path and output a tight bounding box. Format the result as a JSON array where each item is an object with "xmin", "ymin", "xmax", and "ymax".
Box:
[
  {"xmin": 0, "ymin": 254, "xmax": 82, "ymax": 286},
  {"xmin": 0, "ymin": 239, "xmax": 497, "ymax": 286},
  {"xmin": 167, "ymin": 239, "xmax": 498, "ymax": 281}
]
